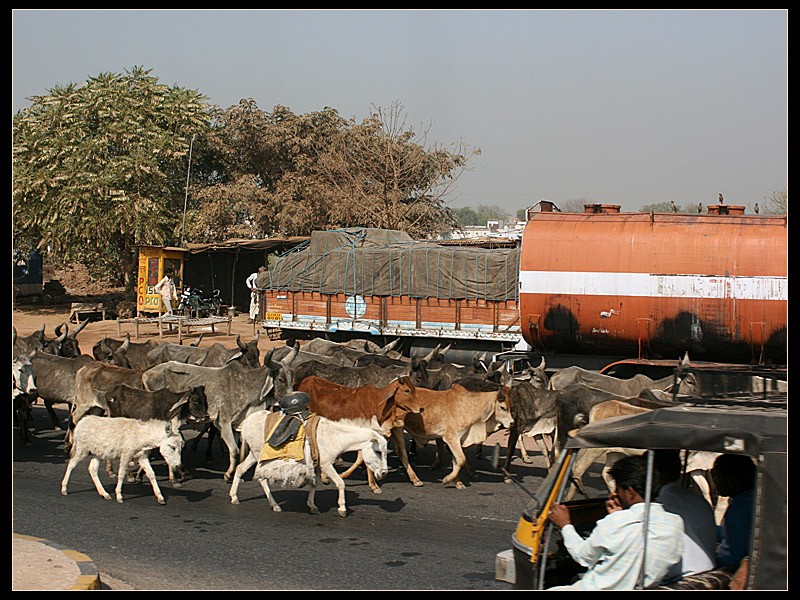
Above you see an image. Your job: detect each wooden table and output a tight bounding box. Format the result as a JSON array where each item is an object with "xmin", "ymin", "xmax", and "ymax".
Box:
[{"xmin": 117, "ymin": 315, "xmax": 232, "ymax": 342}]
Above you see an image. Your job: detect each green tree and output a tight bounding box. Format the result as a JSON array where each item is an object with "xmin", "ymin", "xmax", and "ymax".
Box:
[
  {"xmin": 13, "ymin": 67, "xmax": 212, "ymax": 288},
  {"xmin": 452, "ymin": 206, "xmax": 480, "ymax": 226},
  {"xmin": 640, "ymin": 201, "xmax": 702, "ymax": 213},
  {"xmin": 472, "ymin": 204, "xmax": 510, "ymax": 225}
]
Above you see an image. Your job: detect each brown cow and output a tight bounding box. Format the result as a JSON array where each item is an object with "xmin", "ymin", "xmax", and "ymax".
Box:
[
  {"xmin": 391, "ymin": 384, "xmax": 513, "ymax": 490},
  {"xmin": 296, "ymin": 375, "xmax": 423, "ymax": 493}
]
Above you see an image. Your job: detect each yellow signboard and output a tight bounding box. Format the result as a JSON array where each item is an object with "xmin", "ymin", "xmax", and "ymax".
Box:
[{"xmin": 264, "ymin": 311, "xmax": 283, "ymax": 320}]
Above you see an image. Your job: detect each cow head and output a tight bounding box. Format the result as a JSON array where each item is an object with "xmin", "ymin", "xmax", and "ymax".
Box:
[
  {"xmin": 262, "ymin": 342, "xmax": 299, "ymax": 404},
  {"xmin": 408, "ymin": 357, "xmax": 430, "ymax": 388},
  {"xmin": 493, "ymin": 386, "xmax": 513, "ymax": 429},
  {"xmin": 12, "ymin": 352, "xmax": 38, "ymax": 398},
  {"xmin": 170, "ymin": 386, "xmax": 210, "ymax": 424},
  {"xmin": 362, "ymin": 417, "xmax": 390, "ymax": 477},
  {"xmin": 234, "ymin": 334, "xmax": 261, "ymax": 368},
  {"xmin": 109, "ymin": 336, "xmax": 133, "ymax": 369},
  {"xmin": 42, "ymin": 324, "xmax": 69, "ymax": 356},
  {"xmin": 60, "ymin": 318, "xmax": 88, "ymax": 358},
  {"xmin": 380, "ymin": 376, "xmax": 423, "ymax": 429}
]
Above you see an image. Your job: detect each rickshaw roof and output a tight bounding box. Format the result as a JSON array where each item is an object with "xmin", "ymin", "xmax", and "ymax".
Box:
[{"xmin": 565, "ymin": 403, "xmax": 787, "ymax": 457}]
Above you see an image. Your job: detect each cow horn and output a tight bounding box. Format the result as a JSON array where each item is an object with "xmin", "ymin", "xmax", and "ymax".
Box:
[
  {"xmin": 190, "ymin": 334, "xmax": 204, "ymax": 347},
  {"xmin": 280, "ymin": 341, "xmax": 300, "ymax": 367},
  {"xmin": 421, "ymin": 344, "xmax": 440, "ymax": 363},
  {"xmin": 70, "ymin": 317, "xmax": 90, "ymax": 337},
  {"xmin": 54, "ymin": 327, "xmax": 68, "ymax": 343},
  {"xmin": 537, "ymin": 356, "xmax": 546, "ymax": 371},
  {"xmin": 54, "ymin": 323, "xmax": 66, "ymax": 337},
  {"xmin": 236, "ymin": 335, "xmax": 246, "ymax": 351},
  {"xmin": 380, "ymin": 338, "xmax": 401, "ymax": 355},
  {"xmin": 120, "ymin": 335, "xmax": 130, "ymax": 352},
  {"xmin": 263, "ymin": 347, "xmax": 276, "ymax": 366}
]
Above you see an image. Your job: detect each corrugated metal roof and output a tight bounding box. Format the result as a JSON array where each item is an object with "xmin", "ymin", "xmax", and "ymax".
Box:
[{"xmin": 181, "ymin": 236, "xmax": 309, "ymax": 254}]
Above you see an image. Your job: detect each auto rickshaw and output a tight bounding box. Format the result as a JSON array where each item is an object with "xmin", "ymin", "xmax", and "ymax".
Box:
[{"xmin": 494, "ymin": 367, "xmax": 787, "ymax": 591}]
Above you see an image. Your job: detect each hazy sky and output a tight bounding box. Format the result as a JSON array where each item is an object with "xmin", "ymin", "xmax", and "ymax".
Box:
[{"xmin": 12, "ymin": 9, "xmax": 787, "ymax": 215}]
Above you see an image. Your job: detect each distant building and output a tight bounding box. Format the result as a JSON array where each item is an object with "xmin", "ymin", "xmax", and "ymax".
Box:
[{"xmin": 438, "ymin": 219, "xmax": 525, "ymax": 242}]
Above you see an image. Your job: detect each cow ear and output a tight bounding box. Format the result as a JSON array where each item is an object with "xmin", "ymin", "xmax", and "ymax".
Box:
[{"xmin": 226, "ymin": 352, "xmax": 243, "ymax": 364}]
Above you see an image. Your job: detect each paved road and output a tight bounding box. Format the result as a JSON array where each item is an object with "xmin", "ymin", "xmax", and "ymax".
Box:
[{"xmin": 15, "ymin": 402, "xmax": 603, "ymax": 590}]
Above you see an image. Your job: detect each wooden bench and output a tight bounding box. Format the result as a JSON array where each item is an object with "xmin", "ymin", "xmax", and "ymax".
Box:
[
  {"xmin": 69, "ymin": 302, "xmax": 106, "ymax": 323},
  {"xmin": 117, "ymin": 315, "xmax": 232, "ymax": 342}
]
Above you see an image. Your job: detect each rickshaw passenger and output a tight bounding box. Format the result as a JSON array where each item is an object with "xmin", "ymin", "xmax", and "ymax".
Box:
[
  {"xmin": 653, "ymin": 449, "xmax": 717, "ymax": 580},
  {"xmin": 547, "ymin": 455, "xmax": 684, "ymax": 590},
  {"xmin": 711, "ymin": 453, "xmax": 756, "ymax": 568}
]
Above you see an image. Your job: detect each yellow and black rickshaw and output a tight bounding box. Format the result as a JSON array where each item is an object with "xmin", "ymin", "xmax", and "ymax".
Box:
[{"xmin": 495, "ymin": 365, "xmax": 786, "ymax": 591}]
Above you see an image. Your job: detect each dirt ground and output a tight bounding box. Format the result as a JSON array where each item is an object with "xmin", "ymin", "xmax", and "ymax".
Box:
[
  {"xmin": 13, "ymin": 261, "xmax": 288, "ymax": 354},
  {"xmin": 12, "ymin": 303, "xmax": 287, "ymax": 356}
]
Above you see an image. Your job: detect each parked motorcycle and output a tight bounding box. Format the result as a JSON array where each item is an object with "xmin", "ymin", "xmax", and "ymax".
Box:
[{"xmin": 177, "ymin": 286, "xmax": 224, "ymax": 318}]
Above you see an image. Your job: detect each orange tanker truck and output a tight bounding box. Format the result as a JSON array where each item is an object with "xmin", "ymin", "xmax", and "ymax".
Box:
[{"xmin": 518, "ymin": 203, "xmax": 787, "ymax": 366}]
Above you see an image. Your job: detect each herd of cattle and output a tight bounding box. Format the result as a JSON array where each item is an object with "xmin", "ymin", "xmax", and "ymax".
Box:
[{"xmin": 12, "ymin": 318, "xmax": 783, "ymax": 514}]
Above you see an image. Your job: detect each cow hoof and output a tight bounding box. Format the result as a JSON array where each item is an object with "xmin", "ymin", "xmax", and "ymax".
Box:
[
  {"xmin": 503, "ymin": 476, "xmax": 513, "ymax": 484},
  {"xmin": 412, "ymin": 480, "xmax": 424, "ymax": 487},
  {"xmin": 337, "ymin": 509, "xmax": 347, "ymax": 518},
  {"xmin": 101, "ymin": 494, "xmax": 112, "ymax": 501},
  {"xmin": 171, "ymin": 481, "xmax": 183, "ymax": 489},
  {"xmin": 522, "ymin": 456, "xmax": 533, "ymax": 464},
  {"xmin": 230, "ymin": 498, "xmax": 240, "ymax": 505},
  {"xmin": 308, "ymin": 507, "xmax": 319, "ymax": 515},
  {"xmin": 455, "ymin": 481, "xmax": 466, "ymax": 490},
  {"xmin": 370, "ymin": 487, "xmax": 382, "ymax": 495},
  {"xmin": 116, "ymin": 498, "xmax": 124, "ymax": 504},
  {"xmin": 272, "ymin": 506, "xmax": 282, "ymax": 513},
  {"xmin": 157, "ymin": 498, "xmax": 166, "ymax": 505}
]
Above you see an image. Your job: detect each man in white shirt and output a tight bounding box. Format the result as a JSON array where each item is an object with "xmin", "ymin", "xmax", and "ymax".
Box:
[
  {"xmin": 653, "ymin": 449, "xmax": 718, "ymax": 581},
  {"xmin": 548, "ymin": 454, "xmax": 684, "ymax": 590},
  {"xmin": 246, "ymin": 266, "xmax": 265, "ymax": 323},
  {"xmin": 154, "ymin": 268, "xmax": 178, "ymax": 315}
]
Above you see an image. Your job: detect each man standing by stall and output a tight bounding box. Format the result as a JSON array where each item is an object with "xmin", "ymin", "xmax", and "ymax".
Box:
[{"xmin": 246, "ymin": 266, "xmax": 265, "ymax": 323}]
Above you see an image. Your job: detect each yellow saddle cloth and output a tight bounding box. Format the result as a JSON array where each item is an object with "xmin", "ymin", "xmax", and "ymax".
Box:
[{"xmin": 260, "ymin": 412, "xmax": 307, "ymax": 462}]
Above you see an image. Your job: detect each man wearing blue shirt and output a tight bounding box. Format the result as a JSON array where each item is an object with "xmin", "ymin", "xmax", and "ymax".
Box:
[
  {"xmin": 548, "ymin": 454, "xmax": 684, "ymax": 590},
  {"xmin": 711, "ymin": 453, "xmax": 756, "ymax": 569}
]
